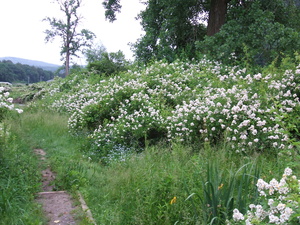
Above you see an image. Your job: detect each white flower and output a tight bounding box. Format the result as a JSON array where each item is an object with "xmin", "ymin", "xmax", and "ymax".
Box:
[
  {"xmin": 16, "ymin": 108, "xmax": 23, "ymax": 114},
  {"xmin": 240, "ymin": 134, "xmax": 247, "ymax": 140},
  {"xmin": 276, "ymin": 203, "xmax": 285, "ymax": 211},
  {"xmin": 257, "ymin": 179, "xmax": 269, "ymax": 191},
  {"xmin": 233, "ymin": 208, "xmax": 244, "ymax": 221},
  {"xmin": 269, "ymin": 179, "xmax": 279, "ymax": 190},
  {"xmin": 7, "ymin": 97, "xmax": 13, "ymax": 103},
  {"xmin": 268, "ymin": 199, "xmax": 274, "ymax": 206},
  {"xmin": 269, "ymin": 215, "xmax": 280, "ymax": 223},
  {"xmin": 283, "ymin": 167, "xmax": 292, "ymax": 176}
]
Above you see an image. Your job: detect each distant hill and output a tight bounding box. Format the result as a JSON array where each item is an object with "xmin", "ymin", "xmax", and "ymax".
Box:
[{"xmin": 0, "ymin": 57, "xmax": 60, "ymax": 72}]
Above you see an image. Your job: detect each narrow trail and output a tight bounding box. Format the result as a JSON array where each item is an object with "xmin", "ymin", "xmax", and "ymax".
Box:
[{"xmin": 34, "ymin": 149, "xmax": 78, "ymax": 225}]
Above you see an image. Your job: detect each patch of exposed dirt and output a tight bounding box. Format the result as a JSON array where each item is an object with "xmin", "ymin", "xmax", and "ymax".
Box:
[
  {"xmin": 34, "ymin": 149, "xmax": 79, "ymax": 225},
  {"xmin": 36, "ymin": 192, "xmax": 77, "ymax": 225}
]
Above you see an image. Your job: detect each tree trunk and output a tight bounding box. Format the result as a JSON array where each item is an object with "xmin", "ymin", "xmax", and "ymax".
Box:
[
  {"xmin": 65, "ymin": 52, "xmax": 70, "ymax": 76},
  {"xmin": 207, "ymin": 0, "xmax": 230, "ymax": 36}
]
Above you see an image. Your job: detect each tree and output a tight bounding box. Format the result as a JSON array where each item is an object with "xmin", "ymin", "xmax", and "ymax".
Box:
[
  {"xmin": 199, "ymin": 0, "xmax": 300, "ymax": 66},
  {"xmin": 84, "ymin": 43, "xmax": 107, "ymax": 62},
  {"xmin": 0, "ymin": 60, "xmax": 54, "ymax": 83},
  {"xmin": 207, "ymin": 0, "xmax": 231, "ymax": 36},
  {"xmin": 102, "ymin": 0, "xmax": 122, "ymax": 22},
  {"xmin": 86, "ymin": 49, "xmax": 129, "ymax": 76},
  {"xmin": 103, "ymin": 0, "xmax": 300, "ymax": 65},
  {"xmin": 102, "ymin": 0, "xmax": 231, "ymax": 36},
  {"xmin": 44, "ymin": 0, "xmax": 96, "ymax": 76},
  {"xmin": 101, "ymin": 0, "xmax": 226, "ymax": 62}
]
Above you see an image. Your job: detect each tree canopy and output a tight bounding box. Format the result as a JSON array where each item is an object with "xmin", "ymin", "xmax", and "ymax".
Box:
[
  {"xmin": 85, "ymin": 44, "xmax": 129, "ymax": 76},
  {"xmin": 102, "ymin": 0, "xmax": 300, "ymax": 66}
]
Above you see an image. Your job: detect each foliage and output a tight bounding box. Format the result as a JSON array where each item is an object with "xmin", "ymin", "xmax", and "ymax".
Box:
[
  {"xmin": 33, "ymin": 59, "xmax": 300, "ymax": 159},
  {"xmin": 84, "ymin": 43, "xmax": 107, "ymax": 63},
  {"xmin": 43, "ymin": 0, "xmax": 96, "ymax": 76},
  {"xmin": 0, "ymin": 60, "xmax": 54, "ymax": 83},
  {"xmin": 0, "ymin": 86, "xmax": 23, "ymax": 121},
  {"xmin": 198, "ymin": 0, "xmax": 300, "ymax": 66},
  {"xmin": 6, "ymin": 104, "xmax": 298, "ymax": 224},
  {"xmin": 103, "ymin": 0, "xmax": 300, "ymax": 66},
  {"xmin": 86, "ymin": 50, "xmax": 129, "ymax": 76},
  {"xmin": 4, "ymin": 55, "xmax": 300, "ymax": 224},
  {"xmin": 132, "ymin": 0, "xmax": 206, "ymax": 63},
  {"xmin": 102, "ymin": 0, "xmax": 122, "ymax": 22},
  {"xmin": 186, "ymin": 162, "xmax": 260, "ymax": 224}
]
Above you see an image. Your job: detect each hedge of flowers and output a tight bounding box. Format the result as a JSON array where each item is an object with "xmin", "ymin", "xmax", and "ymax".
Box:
[
  {"xmin": 37, "ymin": 58, "xmax": 300, "ymax": 155},
  {"xmin": 0, "ymin": 86, "xmax": 23, "ymax": 118},
  {"xmin": 232, "ymin": 167, "xmax": 300, "ymax": 224}
]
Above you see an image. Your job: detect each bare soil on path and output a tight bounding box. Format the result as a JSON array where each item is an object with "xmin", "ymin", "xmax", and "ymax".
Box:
[{"xmin": 34, "ymin": 148, "xmax": 79, "ymax": 225}]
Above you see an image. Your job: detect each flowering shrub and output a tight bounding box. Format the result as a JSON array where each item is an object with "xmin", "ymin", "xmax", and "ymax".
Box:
[
  {"xmin": 36, "ymin": 59, "xmax": 300, "ymax": 155},
  {"xmin": 232, "ymin": 167, "xmax": 300, "ymax": 224},
  {"xmin": 0, "ymin": 87, "xmax": 23, "ymax": 120}
]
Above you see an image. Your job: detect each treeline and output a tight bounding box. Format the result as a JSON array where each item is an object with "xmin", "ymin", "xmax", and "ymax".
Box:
[{"xmin": 0, "ymin": 60, "xmax": 54, "ymax": 83}]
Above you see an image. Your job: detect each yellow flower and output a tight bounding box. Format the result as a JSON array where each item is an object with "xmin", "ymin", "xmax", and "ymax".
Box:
[
  {"xmin": 170, "ymin": 196, "xmax": 177, "ymax": 204},
  {"xmin": 218, "ymin": 183, "xmax": 224, "ymax": 190}
]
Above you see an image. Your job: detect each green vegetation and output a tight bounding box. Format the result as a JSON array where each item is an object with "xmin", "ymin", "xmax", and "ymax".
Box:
[
  {"xmin": 0, "ymin": 60, "xmax": 54, "ymax": 83},
  {"xmin": 0, "ymin": 115, "xmax": 45, "ymax": 224},
  {"xmin": 105, "ymin": 0, "xmax": 300, "ymax": 66},
  {"xmin": 1, "ymin": 54, "xmax": 299, "ymax": 224},
  {"xmin": 1, "ymin": 0, "xmax": 300, "ymax": 224}
]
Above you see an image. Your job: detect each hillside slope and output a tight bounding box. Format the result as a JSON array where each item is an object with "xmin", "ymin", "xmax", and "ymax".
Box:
[{"xmin": 0, "ymin": 57, "xmax": 60, "ymax": 72}]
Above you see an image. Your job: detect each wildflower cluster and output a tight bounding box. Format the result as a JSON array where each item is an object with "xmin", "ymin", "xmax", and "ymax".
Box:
[
  {"xmin": 38, "ymin": 59, "xmax": 300, "ymax": 155},
  {"xmin": 0, "ymin": 86, "xmax": 23, "ymax": 118},
  {"xmin": 232, "ymin": 168, "xmax": 300, "ymax": 224},
  {"xmin": 167, "ymin": 69, "xmax": 299, "ymax": 152}
]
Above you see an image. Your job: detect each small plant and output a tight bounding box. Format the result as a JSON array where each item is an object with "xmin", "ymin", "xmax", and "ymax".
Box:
[{"xmin": 186, "ymin": 162, "xmax": 260, "ymax": 224}]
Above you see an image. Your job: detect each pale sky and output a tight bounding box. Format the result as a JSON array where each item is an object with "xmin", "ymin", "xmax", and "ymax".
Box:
[{"xmin": 0, "ymin": 0, "xmax": 145, "ymax": 65}]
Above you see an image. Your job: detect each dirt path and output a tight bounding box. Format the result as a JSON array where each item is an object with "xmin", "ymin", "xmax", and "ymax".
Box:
[{"xmin": 34, "ymin": 149, "xmax": 84, "ymax": 225}]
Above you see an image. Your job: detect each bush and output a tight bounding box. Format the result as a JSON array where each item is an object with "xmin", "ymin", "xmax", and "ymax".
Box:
[{"xmin": 34, "ymin": 58, "xmax": 300, "ymax": 159}]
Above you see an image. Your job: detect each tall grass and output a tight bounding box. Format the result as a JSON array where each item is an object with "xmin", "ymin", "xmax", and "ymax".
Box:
[
  {"xmin": 0, "ymin": 114, "xmax": 45, "ymax": 224},
  {"xmin": 3, "ymin": 104, "xmax": 295, "ymax": 224}
]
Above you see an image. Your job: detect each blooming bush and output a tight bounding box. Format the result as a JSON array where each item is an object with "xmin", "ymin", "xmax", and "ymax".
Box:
[
  {"xmin": 232, "ymin": 167, "xmax": 300, "ymax": 224},
  {"xmin": 0, "ymin": 87, "xmax": 23, "ymax": 120},
  {"xmin": 36, "ymin": 58, "xmax": 300, "ymax": 156}
]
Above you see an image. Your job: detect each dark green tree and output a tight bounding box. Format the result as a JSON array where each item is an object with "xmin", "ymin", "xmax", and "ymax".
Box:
[
  {"xmin": 87, "ymin": 46, "xmax": 129, "ymax": 76},
  {"xmin": 132, "ymin": 0, "xmax": 207, "ymax": 63},
  {"xmin": 103, "ymin": 0, "xmax": 300, "ymax": 65},
  {"xmin": 102, "ymin": 0, "xmax": 230, "ymax": 36},
  {"xmin": 0, "ymin": 60, "xmax": 54, "ymax": 83},
  {"xmin": 102, "ymin": 0, "xmax": 229, "ymax": 62},
  {"xmin": 199, "ymin": 0, "xmax": 300, "ymax": 66},
  {"xmin": 44, "ymin": 0, "xmax": 96, "ymax": 76}
]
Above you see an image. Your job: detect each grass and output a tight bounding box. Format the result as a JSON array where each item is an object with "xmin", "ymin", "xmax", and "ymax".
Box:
[
  {"xmin": 2, "ymin": 107, "xmax": 298, "ymax": 224},
  {"xmin": 0, "ymin": 116, "xmax": 45, "ymax": 224}
]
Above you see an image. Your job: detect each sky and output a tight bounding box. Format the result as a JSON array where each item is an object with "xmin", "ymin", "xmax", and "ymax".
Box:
[{"xmin": 0, "ymin": 0, "xmax": 145, "ymax": 65}]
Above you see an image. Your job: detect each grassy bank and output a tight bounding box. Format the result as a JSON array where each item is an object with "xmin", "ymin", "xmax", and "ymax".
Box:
[{"xmin": 5, "ymin": 109, "xmax": 297, "ymax": 224}]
